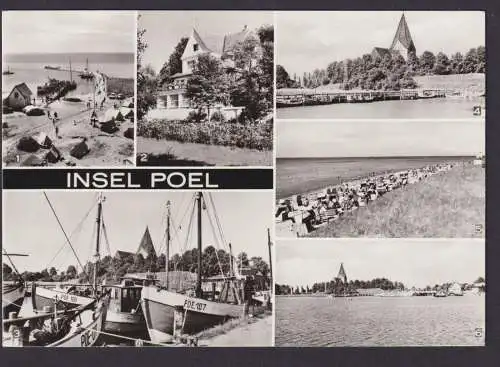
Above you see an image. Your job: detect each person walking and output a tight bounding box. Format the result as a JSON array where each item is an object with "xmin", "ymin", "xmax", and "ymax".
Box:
[{"xmin": 243, "ymin": 275, "xmax": 256, "ymax": 317}]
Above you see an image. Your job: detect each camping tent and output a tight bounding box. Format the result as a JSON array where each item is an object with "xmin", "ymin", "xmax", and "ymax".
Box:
[
  {"xmin": 101, "ymin": 108, "xmax": 124, "ymax": 123},
  {"xmin": 33, "ymin": 132, "xmax": 53, "ymax": 149}
]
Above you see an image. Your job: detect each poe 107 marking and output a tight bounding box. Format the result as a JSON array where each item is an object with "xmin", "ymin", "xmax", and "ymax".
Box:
[{"xmin": 184, "ymin": 299, "xmax": 207, "ymax": 312}]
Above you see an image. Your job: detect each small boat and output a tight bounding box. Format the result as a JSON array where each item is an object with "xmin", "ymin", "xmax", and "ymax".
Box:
[
  {"xmin": 434, "ymin": 290, "xmax": 447, "ymax": 297},
  {"xmin": 44, "ymin": 65, "xmax": 61, "ymax": 70},
  {"xmin": 2, "ymin": 67, "xmax": 14, "ymax": 75},
  {"xmin": 103, "ymin": 276, "xmax": 151, "ymax": 335},
  {"xmin": 79, "ymin": 59, "xmax": 94, "ymax": 80}
]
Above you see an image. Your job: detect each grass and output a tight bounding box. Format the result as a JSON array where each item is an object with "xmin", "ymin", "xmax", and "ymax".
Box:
[
  {"xmin": 195, "ymin": 308, "xmax": 272, "ymax": 340},
  {"xmin": 308, "ymin": 165, "xmax": 485, "ymax": 238},
  {"xmin": 137, "ymin": 119, "xmax": 273, "ymax": 151}
]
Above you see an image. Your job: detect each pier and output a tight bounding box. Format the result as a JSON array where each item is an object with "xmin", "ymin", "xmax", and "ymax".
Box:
[{"xmin": 276, "ymin": 88, "xmax": 453, "ymax": 108}]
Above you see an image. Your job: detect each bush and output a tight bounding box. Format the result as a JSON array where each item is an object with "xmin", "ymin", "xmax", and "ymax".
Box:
[
  {"xmin": 185, "ymin": 110, "xmax": 207, "ymax": 123},
  {"xmin": 137, "ymin": 119, "xmax": 273, "ymax": 151},
  {"xmin": 210, "ymin": 111, "xmax": 225, "ymax": 123}
]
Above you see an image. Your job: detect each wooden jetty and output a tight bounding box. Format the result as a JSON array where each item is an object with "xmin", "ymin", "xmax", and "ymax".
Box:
[{"xmin": 276, "ymin": 88, "xmax": 451, "ymax": 108}]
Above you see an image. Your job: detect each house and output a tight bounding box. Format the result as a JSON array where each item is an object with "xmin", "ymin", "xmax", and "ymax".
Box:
[
  {"xmin": 448, "ymin": 282, "xmax": 464, "ymax": 296},
  {"xmin": 4, "ymin": 83, "xmax": 33, "ymax": 110},
  {"xmin": 155, "ymin": 26, "xmax": 254, "ymax": 118},
  {"xmin": 372, "ymin": 13, "xmax": 416, "ymax": 61}
]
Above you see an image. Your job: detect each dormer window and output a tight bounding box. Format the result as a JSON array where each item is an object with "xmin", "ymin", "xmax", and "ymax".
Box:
[{"xmin": 193, "ymin": 44, "xmax": 199, "ymax": 51}]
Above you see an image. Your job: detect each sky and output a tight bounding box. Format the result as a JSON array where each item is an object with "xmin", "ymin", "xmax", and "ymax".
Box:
[
  {"xmin": 3, "ymin": 191, "xmax": 273, "ymax": 273},
  {"xmin": 139, "ymin": 11, "xmax": 274, "ymax": 72},
  {"xmin": 276, "ymin": 239, "xmax": 484, "ymax": 289},
  {"xmin": 2, "ymin": 11, "xmax": 136, "ymax": 54},
  {"xmin": 277, "ymin": 11, "xmax": 485, "ymax": 77},
  {"xmin": 277, "ymin": 120, "xmax": 485, "ymax": 158}
]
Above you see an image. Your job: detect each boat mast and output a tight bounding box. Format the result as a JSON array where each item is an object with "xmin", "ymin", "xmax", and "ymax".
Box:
[
  {"xmin": 195, "ymin": 192, "xmax": 203, "ymax": 298},
  {"xmin": 69, "ymin": 58, "xmax": 73, "ymax": 83},
  {"xmin": 267, "ymin": 228, "xmax": 273, "ymax": 287},
  {"xmin": 165, "ymin": 200, "xmax": 171, "ymax": 289},
  {"xmin": 93, "ymin": 193, "xmax": 104, "ymax": 295},
  {"xmin": 229, "ymin": 243, "xmax": 233, "ymax": 276}
]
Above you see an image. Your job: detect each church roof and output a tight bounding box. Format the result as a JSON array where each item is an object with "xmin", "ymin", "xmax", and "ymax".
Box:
[
  {"xmin": 390, "ymin": 14, "xmax": 415, "ymax": 51},
  {"xmin": 337, "ymin": 263, "xmax": 347, "ymax": 280},
  {"xmin": 372, "ymin": 47, "xmax": 392, "ymax": 58},
  {"xmin": 137, "ymin": 226, "xmax": 156, "ymax": 257}
]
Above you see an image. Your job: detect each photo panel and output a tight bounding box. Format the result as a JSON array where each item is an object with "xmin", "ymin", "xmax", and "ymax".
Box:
[
  {"xmin": 2, "ymin": 190, "xmax": 274, "ymax": 347},
  {"xmin": 2, "ymin": 11, "xmax": 136, "ymax": 167},
  {"xmin": 276, "ymin": 11, "xmax": 485, "ymax": 120},
  {"xmin": 275, "ymin": 239, "xmax": 485, "ymax": 347},
  {"xmin": 275, "ymin": 119, "xmax": 485, "ymax": 238},
  {"xmin": 136, "ymin": 11, "xmax": 274, "ymax": 167}
]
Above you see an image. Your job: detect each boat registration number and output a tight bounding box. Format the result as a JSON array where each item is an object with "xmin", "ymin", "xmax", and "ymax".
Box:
[
  {"xmin": 57, "ymin": 294, "xmax": 79, "ymax": 303},
  {"xmin": 80, "ymin": 328, "xmax": 98, "ymax": 347},
  {"xmin": 184, "ymin": 299, "xmax": 207, "ymax": 312}
]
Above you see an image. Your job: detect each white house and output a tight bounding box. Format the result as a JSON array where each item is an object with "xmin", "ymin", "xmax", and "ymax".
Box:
[{"xmin": 153, "ymin": 26, "xmax": 254, "ymax": 120}]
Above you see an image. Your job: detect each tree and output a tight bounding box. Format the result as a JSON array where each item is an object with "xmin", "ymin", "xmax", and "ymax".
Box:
[
  {"xmin": 185, "ymin": 54, "xmax": 230, "ymax": 122},
  {"xmin": 49, "ymin": 267, "xmax": 58, "ymax": 278},
  {"xmin": 158, "ymin": 37, "xmax": 189, "ymax": 85},
  {"xmin": 475, "ymin": 276, "xmax": 485, "ymax": 283},
  {"xmin": 137, "ymin": 18, "xmax": 158, "ymax": 120},
  {"xmin": 66, "ymin": 265, "xmax": 77, "ymax": 279},
  {"xmin": 276, "ymin": 65, "xmax": 292, "ymax": 89},
  {"xmin": 433, "ymin": 52, "xmax": 451, "ymax": 75},
  {"xmin": 3, "ymin": 263, "xmax": 13, "ymax": 280}
]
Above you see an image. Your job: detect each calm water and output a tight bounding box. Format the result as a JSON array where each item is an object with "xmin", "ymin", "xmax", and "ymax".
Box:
[
  {"xmin": 275, "ymin": 295, "xmax": 485, "ymax": 347},
  {"xmin": 277, "ymin": 98, "xmax": 484, "ymax": 119},
  {"xmin": 2, "ymin": 58, "xmax": 134, "ymax": 100},
  {"xmin": 276, "ymin": 156, "xmax": 470, "ymax": 199}
]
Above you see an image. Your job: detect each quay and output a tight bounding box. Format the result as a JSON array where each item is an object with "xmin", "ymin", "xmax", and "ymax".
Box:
[{"xmin": 276, "ymin": 87, "xmax": 472, "ymax": 108}]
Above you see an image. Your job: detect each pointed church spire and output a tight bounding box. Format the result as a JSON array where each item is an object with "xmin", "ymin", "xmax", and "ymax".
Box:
[
  {"xmin": 137, "ymin": 226, "xmax": 156, "ymax": 258},
  {"xmin": 337, "ymin": 263, "xmax": 347, "ymax": 284},
  {"xmin": 390, "ymin": 13, "xmax": 416, "ymax": 55}
]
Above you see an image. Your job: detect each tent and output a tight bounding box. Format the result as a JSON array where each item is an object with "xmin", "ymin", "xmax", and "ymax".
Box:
[
  {"xmin": 101, "ymin": 108, "xmax": 124, "ymax": 123},
  {"xmin": 17, "ymin": 136, "xmax": 39, "ymax": 152},
  {"xmin": 33, "ymin": 132, "xmax": 53, "ymax": 149},
  {"xmin": 45, "ymin": 146, "xmax": 62, "ymax": 163},
  {"xmin": 70, "ymin": 140, "xmax": 90, "ymax": 159}
]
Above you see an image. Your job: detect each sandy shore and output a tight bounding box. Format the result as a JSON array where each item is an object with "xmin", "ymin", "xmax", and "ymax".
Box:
[
  {"xmin": 3, "ymin": 97, "xmax": 134, "ymax": 167},
  {"xmin": 199, "ymin": 315, "xmax": 273, "ymax": 347}
]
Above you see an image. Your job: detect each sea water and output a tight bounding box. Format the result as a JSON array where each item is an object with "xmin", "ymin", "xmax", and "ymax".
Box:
[{"xmin": 275, "ymin": 295, "xmax": 485, "ymax": 346}]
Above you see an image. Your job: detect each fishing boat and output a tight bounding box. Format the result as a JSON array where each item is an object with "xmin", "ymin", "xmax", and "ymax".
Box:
[
  {"xmin": 2, "ymin": 251, "xmax": 28, "ymax": 321},
  {"xmin": 9, "ymin": 192, "xmax": 111, "ymax": 347},
  {"xmin": 79, "ymin": 59, "xmax": 94, "ymax": 80},
  {"xmin": 142, "ymin": 193, "xmax": 259, "ymax": 344},
  {"xmin": 103, "ymin": 276, "xmax": 151, "ymax": 335},
  {"xmin": 44, "ymin": 65, "xmax": 61, "ymax": 70},
  {"xmin": 2, "ymin": 66, "xmax": 14, "ymax": 75}
]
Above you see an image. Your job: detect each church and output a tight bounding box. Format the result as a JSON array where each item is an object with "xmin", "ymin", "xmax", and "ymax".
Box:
[{"xmin": 372, "ymin": 13, "xmax": 416, "ymax": 60}]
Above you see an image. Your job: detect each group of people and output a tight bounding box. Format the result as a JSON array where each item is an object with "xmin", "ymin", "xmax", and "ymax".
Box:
[{"xmin": 275, "ymin": 163, "xmax": 455, "ymax": 234}]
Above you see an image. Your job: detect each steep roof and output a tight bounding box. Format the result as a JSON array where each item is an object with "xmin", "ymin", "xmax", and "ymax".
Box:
[
  {"xmin": 337, "ymin": 263, "xmax": 347, "ymax": 282},
  {"xmin": 372, "ymin": 47, "xmax": 392, "ymax": 58},
  {"xmin": 13, "ymin": 83, "xmax": 33, "ymax": 97},
  {"xmin": 390, "ymin": 14, "xmax": 415, "ymax": 51},
  {"xmin": 194, "ymin": 26, "xmax": 252, "ymax": 56},
  {"xmin": 137, "ymin": 226, "xmax": 156, "ymax": 257},
  {"xmin": 115, "ymin": 250, "xmax": 134, "ymax": 259}
]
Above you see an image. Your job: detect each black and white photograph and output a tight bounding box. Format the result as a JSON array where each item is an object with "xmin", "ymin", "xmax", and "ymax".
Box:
[
  {"xmin": 276, "ymin": 11, "xmax": 485, "ymax": 119},
  {"xmin": 136, "ymin": 11, "xmax": 274, "ymax": 166},
  {"xmin": 275, "ymin": 119, "xmax": 485, "ymax": 238},
  {"xmin": 2, "ymin": 11, "xmax": 136, "ymax": 167},
  {"xmin": 275, "ymin": 239, "xmax": 485, "ymax": 347},
  {"xmin": 2, "ymin": 191, "xmax": 273, "ymax": 347}
]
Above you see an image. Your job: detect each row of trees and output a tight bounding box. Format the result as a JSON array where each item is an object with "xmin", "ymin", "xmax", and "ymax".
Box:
[
  {"xmin": 275, "ymin": 276, "xmax": 486, "ymax": 295},
  {"xmin": 277, "ymin": 46, "xmax": 485, "ymax": 91},
  {"xmin": 137, "ymin": 24, "xmax": 274, "ymax": 123},
  {"xmin": 3, "ymin": 246, "xmax": 271, "ymax": 285}
]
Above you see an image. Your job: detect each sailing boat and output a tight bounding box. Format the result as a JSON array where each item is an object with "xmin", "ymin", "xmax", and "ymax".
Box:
[
  {"xmin": 141, "ymin": 193, "xmax": 248, "ymax": 344},
  {"xmin": 80, "ymin": 58, "xmax": 94, "ymax": 80},
  {"xmin": 2, "ymin": 251, "xmax": 28, "ymax": 321},
  {"xmin": 2, "ymin": 66, "xmax": 14, "ymax": 75},
  {"xmin": 5, "ymin": 193, "xmax": 111, "ymax": 347}
]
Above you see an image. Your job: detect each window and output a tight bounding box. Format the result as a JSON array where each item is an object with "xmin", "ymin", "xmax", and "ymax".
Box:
[
  {"xmin": 14, "ymin": 92, "xmax": 19, "ymax": 98},
  {"xmin": 193, "ymin": 43, "xmax": 199, "ymax": 51}
]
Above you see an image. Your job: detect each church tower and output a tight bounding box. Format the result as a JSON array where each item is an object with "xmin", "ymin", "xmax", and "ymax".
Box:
[
  {"xmin": 389, "ymin": 13, "xmax": 416, "ymax": 60},
  {"xmin": 337, "ymin": 262, "xmax": 347, "ymax": 284}
]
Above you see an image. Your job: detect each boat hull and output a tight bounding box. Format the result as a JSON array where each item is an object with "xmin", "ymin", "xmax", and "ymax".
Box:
[
  {"xmin": 33, "ymin": 286, "xmax": 93, "ymax": 311},
  {"xmin": 104, "ymin": 310, "xmax": 146, "ymax": 335},
  {"xmin": 182, "ymin": 296, "xmax": 245, "ymax": 334},
  {"xmin": 2, "ymin": 283, "xmax": 25, "ymax": 320},
  {"xmin": 140, "ymin": 286, "xmax": 186, "ymax": 344}
]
